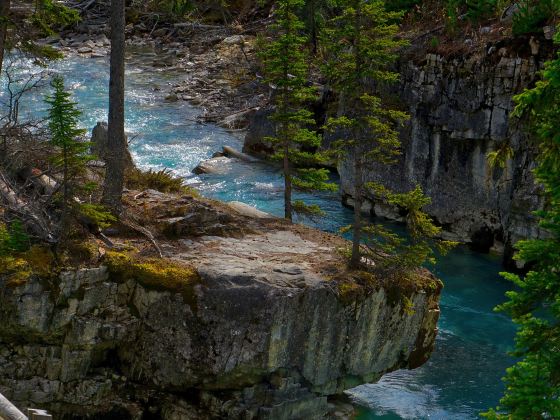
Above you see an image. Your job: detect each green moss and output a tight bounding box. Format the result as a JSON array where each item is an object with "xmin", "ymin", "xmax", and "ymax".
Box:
[
  {"xmin": 0, "ymin": 246, "xmax": 56, "ymax": 287},
  {"xmin": 104, "ymin": 250, "xmax": 201, "ymax": 307},
  {"xmin": 335, "ymin": 267, "xmax": 442, "ymax": 311},
  {"xmin": 203, "ymin": 364, "xmax": 268, "ymax": 390}
]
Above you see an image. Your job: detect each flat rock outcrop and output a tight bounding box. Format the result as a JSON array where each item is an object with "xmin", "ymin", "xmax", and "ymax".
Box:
[{"xmin": 0, "ymin": 191, "xmax": 441, "ymax": 419}]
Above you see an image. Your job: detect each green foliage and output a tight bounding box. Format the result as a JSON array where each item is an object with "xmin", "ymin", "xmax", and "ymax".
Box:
[
  {"xmin": 512, "ymin": 0, "xmax": 559, "ymax": 36},
  {"xmin": 20, "ymin": 41, "xmax": 64, "ymax": 61},
  {"xmin": 487, "ymin": 143, "xmax": 514, "ymax": 169},
  {"xmin": 0, "ymin": 221, "xmax": 30, "ymax": 256},
  {"xmin": 292, "ymin": 200, "xmax": 325, "ymax": 218},
  {"xmin": 126, "ymin": 168, "xmax": 199, "ymax": 196},
  {"xmin": 292, "ymin": 167, "xmax": 337, "ymax": 192},
  {"xmin": 465, "ymin": 0, "xmax": 497, "ymax": 22},
  {"xmin": 385, "ymin": 0, "xmax": 421, "ymax": 12},
  {"xmin": 77, "ymin": 204, "xmax": 117, "ymax": 229},
  {"xmin": 323, "ymin": 0, "xmax": 411, "ymax": 266},
  {"xmin": 483, "ymin": 33, "xmax": 560, "ymax": 419},
  {"xmin": 31, "ymin": 0, "xmax": 81, "ymax": 37},
  {"xmin": 259, "ymin": 0, "xmax": 335, "ymax": 220},
  {"xmin": 0, "ymin": 221, "xmax": 33, "ymax": 287},
  {"xmin": 440, "ymin": 0, "xmax": 558, "ymax": 33},
  {"xmin": 358, "ymin": 184, "xmax": 456, "ymax": 270},
  {"xmin": 44, "ymin": 76, "xmax": 89, "ymax": 208}
]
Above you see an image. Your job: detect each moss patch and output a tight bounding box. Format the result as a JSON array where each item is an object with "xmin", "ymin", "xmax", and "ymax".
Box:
[
  {"xmin": 335, "ymin": 267, "xmax": 442, "ymax": 309},
  {"xmin": 104, "ymin": 250, "xmax": 201, "ymax": 307},
  {"xmin": 0, "ymin": 245, "xmax": 56, "ymax": 287}
]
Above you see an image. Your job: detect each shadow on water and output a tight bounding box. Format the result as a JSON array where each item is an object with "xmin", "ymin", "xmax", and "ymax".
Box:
[{"xmin": 1, "ymin": 54, "xmax": 517, "ymax": 420}]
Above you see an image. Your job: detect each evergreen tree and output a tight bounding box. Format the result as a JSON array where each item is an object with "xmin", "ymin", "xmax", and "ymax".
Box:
[
  {"xmin": 260, "ymin": 0, "xmax": 335, "ymax": 221},
  {"xmin": 483, "ymin": 34, "xmax": 560, "ymax": 420},
  {"xmin": 45, "ymin": 76, "xmax": 88, "ymax": 211},
  {"xmin": 322, "ymin": 0, "xmax": 409, "ymax": 267}
]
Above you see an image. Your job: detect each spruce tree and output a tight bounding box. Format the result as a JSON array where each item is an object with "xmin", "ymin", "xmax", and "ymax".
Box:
[
  {"xmin": 260, "ymin": 0, "xmax": 335, "ymax": 221},
  {"xmin": 45, "ymin": 76, "xmax": 88, "ymax": 212},
  {"xmin": 323, "ymin": 0, "xmax": 409, "ymax": 267},
  {"xmin": 483, "ymin": 33, "xmax": 560, "ymax": 420}
]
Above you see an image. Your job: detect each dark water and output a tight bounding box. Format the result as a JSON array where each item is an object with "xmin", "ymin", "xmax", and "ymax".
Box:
[{"xmin": 2, "ymin": 54, "xmax": 517, "ymax": 419}]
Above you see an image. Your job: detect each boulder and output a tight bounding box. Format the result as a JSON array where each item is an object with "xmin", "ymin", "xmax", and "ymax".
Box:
[
  {"xmin": 90, "ymin": 122, "xmax": 134, "ymax": 170},
  {"xmin": 227, "ymin": 201, "xmax": 272, "ymax": 218},
  {"xmin": 192, "ymin": 156, "xmax": 231, "ymax": 174}
]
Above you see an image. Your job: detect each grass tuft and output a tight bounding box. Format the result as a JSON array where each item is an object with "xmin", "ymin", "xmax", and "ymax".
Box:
[{"xmin": 126, "ymin": 168, "xmax": 199, "ymax": 196}]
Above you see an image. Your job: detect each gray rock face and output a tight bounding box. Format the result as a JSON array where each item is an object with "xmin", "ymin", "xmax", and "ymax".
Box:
[
  {"xmin": 339, "ymin": 48, "xmax": 552, "ymax": 259},
  {"xmin": 90, "ymin": 122, "xmax": 134, "ymax": 169},
  {"xmin": 0, "ymin": 228, "xmax": 441, "ymax": 419},
  {"xmin": 244, "ymin": 42, "xmax": 553, "ymax": 262}
]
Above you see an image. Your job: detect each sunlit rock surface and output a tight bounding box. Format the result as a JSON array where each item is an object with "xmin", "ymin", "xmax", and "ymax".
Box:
[{"xmin": 0, "ymin": 192, "xmax": 441, "ymax": 419}]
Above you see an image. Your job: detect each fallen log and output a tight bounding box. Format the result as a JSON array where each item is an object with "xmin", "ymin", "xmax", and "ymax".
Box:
[
  {"xmin": 222, "ymin": 146, "xmax": 259, "ymax": 163},
  {"xmin": 0, "ymin": 171, "xmax": 55, "ymax": 243},
  {"xmin": 19, "ymin": 167, "xmax": 58, "ymax": 196},
  {"xmin": 0, "ymin": 391, "xmax": 27, "ymax": 420}
]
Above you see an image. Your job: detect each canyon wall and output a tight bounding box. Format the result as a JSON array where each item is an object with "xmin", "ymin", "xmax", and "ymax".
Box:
[
  {"xmin": 339, "ymin": 41, "xmax": 553, "ymax": 261},
  {"xmin": 245, "ymin": 37, "xmax": 554, "ymax": 262}
]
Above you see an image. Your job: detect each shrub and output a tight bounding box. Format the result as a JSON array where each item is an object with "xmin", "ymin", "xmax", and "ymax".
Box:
[
  {"xmin": 513, "ymin": 0, "xmax": 559, "ymax": 35},
  {"xmin": 0, "ymin": 221, "xmax": 30, "ymax": 256},
  {"xmin": 77, "ymin": 204, "xmax": 117, "ymax": 229},
  {"xmin": 126, "ymin": 168, "xmax": 199, "ymax": 196}
]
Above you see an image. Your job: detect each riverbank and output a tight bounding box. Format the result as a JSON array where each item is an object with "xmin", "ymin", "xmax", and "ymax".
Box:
[{"xmin": 37, "ymin": 14, "xmax": 267, "ymax": 130}]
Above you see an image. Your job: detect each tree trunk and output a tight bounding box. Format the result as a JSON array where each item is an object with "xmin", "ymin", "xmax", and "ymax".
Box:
[
  {"xmin": 350, "ymin": 156, "xmax": 362, "ymax": 268},
  {"xmin": 102, "ymin": 0, "xmax": 126, "ymax": 212},
  {"xmin": 0, "ymin": 0, "xmax": 11, "ymax": 79},
  {"xmin": 283, "ymin": 140, "xmax": 292, "ymax": 221}
]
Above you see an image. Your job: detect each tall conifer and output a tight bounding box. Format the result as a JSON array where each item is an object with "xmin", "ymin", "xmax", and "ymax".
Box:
[
  {"xmin": 260, "ymin": 0, "xmax": 335, "ymax": 221},
  {"xmin": 483, "ymin": 33, "xmax": 560, "ymax": 420}
]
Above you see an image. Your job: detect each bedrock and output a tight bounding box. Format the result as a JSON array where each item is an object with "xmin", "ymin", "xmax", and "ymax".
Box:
[{"xmin": 0, "ymin": 228, "xmax": 441, "ymax": 419}]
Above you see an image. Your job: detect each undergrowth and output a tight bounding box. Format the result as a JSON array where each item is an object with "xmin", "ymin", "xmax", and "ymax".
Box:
[{"xmin": 126, "ymin": 168, "xmax": 199, "ymax": 196}]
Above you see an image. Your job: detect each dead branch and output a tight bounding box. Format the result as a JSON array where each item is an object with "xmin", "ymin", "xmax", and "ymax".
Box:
[{"xmin": 0, "ymin": 168, "xmax": 55, "ymax": 243}]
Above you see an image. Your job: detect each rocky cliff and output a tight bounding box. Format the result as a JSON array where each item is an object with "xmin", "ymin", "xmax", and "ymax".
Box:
[
  {"xmin": 338, "ymin": 39, "xmax": 554, "ymax": 262},
  {"xmin": 245, "ymin": 37, "xmax": 554, "ymax": 264},
  {"xmin": 0, "ymin": 191, "xmax": 441, "ymax": 419}
]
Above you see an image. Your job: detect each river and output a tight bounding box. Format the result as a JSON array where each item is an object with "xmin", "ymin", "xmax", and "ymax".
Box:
[{"xmin": 4, "ymin": 54, "xmax": 517, "ymax": 419}]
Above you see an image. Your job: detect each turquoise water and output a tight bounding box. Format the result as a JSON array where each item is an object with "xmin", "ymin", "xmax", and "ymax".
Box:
[{"xmin": 3, "ymin": 54, "xmax": 517, "ymax": 419}]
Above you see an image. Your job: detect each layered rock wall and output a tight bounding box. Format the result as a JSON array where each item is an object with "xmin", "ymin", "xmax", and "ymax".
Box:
[
  {"xmin": 244, "ymin": 39, "xmax": 554, "ymax": 262},
  {"xmin": 339, "ymin": 43, "xmax": 553, "ymax": 259},
  {"xmin": 0, "ymin": 208, "xmax": 441, "ymax": 419}
]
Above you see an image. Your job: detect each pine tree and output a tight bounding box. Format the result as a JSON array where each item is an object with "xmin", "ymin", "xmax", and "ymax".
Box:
[
  {"xmin": 483, "ymin": 33, "xmax": 560, "ymax": 420},
  {"xmin": 323, "ymin": 0, "xmax": 409, "ymax": 267},
  {"xmin": 260, "ymin": 0, "xmax": 335, "ymax": 222},
  {"xmin": 45, "ymin": 76, "xmax": 88, "ymax": 212}
]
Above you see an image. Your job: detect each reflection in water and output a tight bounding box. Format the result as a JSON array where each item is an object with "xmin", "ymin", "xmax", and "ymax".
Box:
[{"xmin": 2, "ymin": 54, "xmax": 517, "ymax": 420}]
